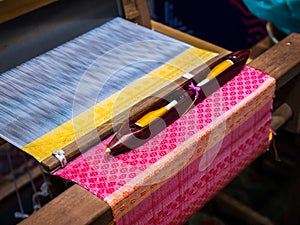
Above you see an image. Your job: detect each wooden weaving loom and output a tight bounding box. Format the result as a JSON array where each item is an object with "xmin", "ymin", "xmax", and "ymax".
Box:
[{"xmin": 0, "ymin": 0, "xmax": 299, "ymax": 224}]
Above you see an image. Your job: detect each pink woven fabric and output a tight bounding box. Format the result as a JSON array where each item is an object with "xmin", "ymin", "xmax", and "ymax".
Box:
[
  {"xmin": 54, "ymin": 66, "xmax": 275, "ymax": 224},
  {"xmin": 117, "ymin": 101, "xmax": 272, "ymax": 224}
]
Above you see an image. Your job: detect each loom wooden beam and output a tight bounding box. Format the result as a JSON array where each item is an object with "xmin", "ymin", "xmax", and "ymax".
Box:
[
  {"xmin": 249, "ymin": 33, "xmax": 300, "ymax": 90},
  {"xmin": 18, "ymin": 185, "xmax": 113, "ymax": 225},
  {"xmin": 214, "ymin": 192, "xmax": 275, "ymax": 225},
  {"xmin": 271, "ymin": 103, "xmax": 293, "ymax": 131},
  {"xmin": 249, "ymin": 36, "xmax": 274, "ymax": 59},
  {"xmin": 19, "ymin": 33, "xmax": 300, "ymax": 225},
  {"xmin": 121, "ymin": 0, "xmax": 151, "ymax": 28},
  {"xmin": 151, "ymin": 20, "xmax": 226, "ymax": 53},
  {"xmin": 0, "ymin": 0, "xmax": 56, "ymax": 24},
  {"xmin": 250, "ymin": 33, "xmax": 300, "ymax": 134}
]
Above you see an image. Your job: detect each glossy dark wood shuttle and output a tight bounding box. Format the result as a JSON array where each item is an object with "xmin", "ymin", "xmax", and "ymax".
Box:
[{"xmin": 106, "ymin": 49, "xmax": 250, "ymax": 155}]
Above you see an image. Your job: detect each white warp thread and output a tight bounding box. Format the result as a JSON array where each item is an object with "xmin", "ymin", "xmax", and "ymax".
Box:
[{"xmin": 0, "ymin": 17, "xmax": 190, "ymax": 148}]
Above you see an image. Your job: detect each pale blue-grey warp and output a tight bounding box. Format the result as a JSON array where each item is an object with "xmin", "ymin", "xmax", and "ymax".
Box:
[{"xmin": 0, "ymin": 17, "xmax": 190, "ymax": 148}]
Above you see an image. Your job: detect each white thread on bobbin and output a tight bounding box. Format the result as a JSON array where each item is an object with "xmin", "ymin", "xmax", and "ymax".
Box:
[{"xmin": 52, "ymin": 150, "xmax": 67, "ymax": 168}]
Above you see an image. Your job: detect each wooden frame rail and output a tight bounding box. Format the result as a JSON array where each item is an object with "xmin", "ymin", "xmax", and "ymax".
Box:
[
  {"xmin": 0, "ymin": 0, "xmax": 56, "ymax": 24},
  {"xmin": 122, "ymin": 0, "xmax": 151, "ymax": 28}
]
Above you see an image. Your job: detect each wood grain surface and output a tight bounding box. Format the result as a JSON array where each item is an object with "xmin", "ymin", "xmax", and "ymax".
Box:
[
  {"xmin": 249, "ymin": 33, "xmax": 300, "ymax": 90},
  {"xmin": 0, "ymin": 0, "xmax": 56, "ymax": 24},
  {"xmin": 18, "ymin": 185, "xmax": 113, "ymax": 225},
  {"xmin": 122, "ymin": 0, "xmax": 151, "ymax": 28}
]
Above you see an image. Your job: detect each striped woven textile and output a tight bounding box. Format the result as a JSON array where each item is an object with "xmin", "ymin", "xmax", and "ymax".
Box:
[{"xmin": 0, "ymin": 17, "xmax": 216, "ymax": 161}]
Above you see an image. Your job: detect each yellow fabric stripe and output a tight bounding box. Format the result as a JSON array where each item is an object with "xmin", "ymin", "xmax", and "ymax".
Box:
[{"xmin": 22, "ymin": 47, "xmax": 217, "ymax": 161}]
